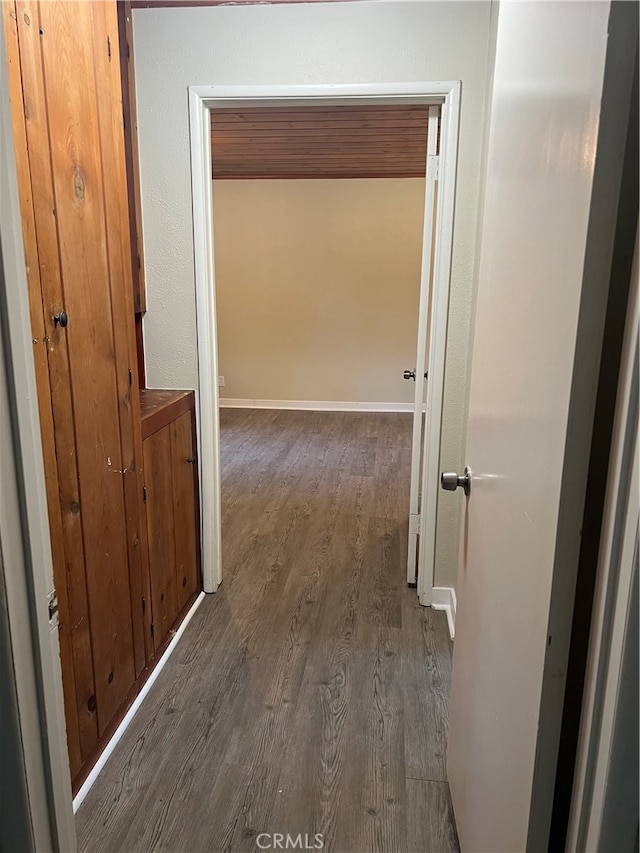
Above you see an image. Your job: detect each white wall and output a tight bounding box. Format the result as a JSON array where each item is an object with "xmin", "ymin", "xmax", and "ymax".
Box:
[
  {"xmin": 213, "ymin": 178, "xmax": 425, "ymax": 406},
  {"xmin": 133, "ymin": 0, "xmax": 496, "ymax": 589}
]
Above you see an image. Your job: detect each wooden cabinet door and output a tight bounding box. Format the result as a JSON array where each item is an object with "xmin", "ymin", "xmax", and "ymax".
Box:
[
  {"xmin": 4, "ymin": 0, "xmax": 149, "ymax": 780},
  {"xmin": 171, "ymin": 412, "xmax": 200, "ymax": 612},
  {"xmin": 143, "ymin": 412, "xmax": 200, "ymax": 649},
  {"xmin": 143, "ymin": 427, "xmax": 179, "ymax": 650}
]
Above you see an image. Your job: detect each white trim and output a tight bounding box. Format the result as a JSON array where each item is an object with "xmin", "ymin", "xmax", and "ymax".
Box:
[
  {"xmin": 566, "ymin": 230, "xmax": 639, "ymax": 853},
  {"xmin": 431, "ymin": 586, "xmax": 457, "ymax": 640},
  {"xmin": 219, "ymin": 398, "xmax": 414, "ymax": 413},
  {"xmin": 73, "ymin": 591, "xmax": 206, "ymax": 814},
  {"xmin": 189, "ymin": 88, "xmax": 222, "ymax": 594},
  {"xmin": 188, "ymin": 82, "xmax": 461, "ymax": 596},
  {"xmin": 407, "ymin": 104, "xmax": 439, "ymax": 585},
  {"xmin": 418, "ymin": 82, "xmax": 461, "ymax": 607},
  {"xmin": 189, "ymin": 82, "xmax": 461, "ymax": 106}
]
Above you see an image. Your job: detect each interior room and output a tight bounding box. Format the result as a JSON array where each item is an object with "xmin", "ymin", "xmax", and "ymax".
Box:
[
  {"xmin": 211, "ymin": 101, "xmax": 449, "ymax": 604},
  {"xmin": 211, "ymin": 102, "xmax": 431, "ymax": 634},
  {"xmin": 211, "ymin": 105, "xmax": 427, "ymax": 411},
  {"xmin": 1, "ymin": 2, "xmax": 637, "ymax": 852}
]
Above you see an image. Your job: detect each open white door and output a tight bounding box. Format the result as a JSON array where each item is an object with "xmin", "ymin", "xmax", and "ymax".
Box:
[
  {"xmin": 445, "ymin": 2, "xmax": 631, "ymax": 851},
  {"xmin": 406, "ymin": 104, "xmax": 439, "ymax": 585}
]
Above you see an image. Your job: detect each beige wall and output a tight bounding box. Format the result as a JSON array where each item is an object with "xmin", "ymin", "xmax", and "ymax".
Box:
[
  {"xmin": 212, "ymin": 178, "xmax": 425, "ymax": 405},
  {"xmin": 133, "ymin": 0, "xmax": 497, "ymax": 590}
]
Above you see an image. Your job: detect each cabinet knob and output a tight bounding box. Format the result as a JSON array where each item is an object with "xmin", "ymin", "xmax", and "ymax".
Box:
[
  {"xmin": 53, "ymin": 311, "xmax": 68, "ymax": 328},
  {"xmin": 187, "ymin": 457, "xmax": 196, "ymax": 465}
]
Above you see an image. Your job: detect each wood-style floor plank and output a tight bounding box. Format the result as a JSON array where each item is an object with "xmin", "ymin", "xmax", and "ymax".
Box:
[
  {"xmin": 76, "ymin": 409, "xmax": 458, "ymax": 853},
  {"xmin": 406, "ymin": 779, "xmax": 460, "ymax": 853},
  {"xmin": 402, "ymin": 589, "xmax": 453, "ymax": 783}
]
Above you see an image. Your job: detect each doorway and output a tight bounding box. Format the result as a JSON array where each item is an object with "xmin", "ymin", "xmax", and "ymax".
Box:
[
  {"xmin": 211, "ymin": 100, "xmax": 437, "ymax": 598},
  {"xmin": 188, "ymin": 83, "xmax": 461, "ymax": 605}
]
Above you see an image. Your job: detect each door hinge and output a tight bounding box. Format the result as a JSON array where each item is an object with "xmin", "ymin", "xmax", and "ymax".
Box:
[
  {"xmin": 409, "ymin": 513, "xmax": 421, "ymax": 536},
  {"xmin": 427, "ymin": 154, "xmax": 439, "ymax": 181},
  {"xmin": 107, "ymin": 34, "xmax": 112, "ymax": 61},
  {"xmin": 143, "ymin": 485, "xmax": 147, "ymax": 503},
  {"xmin": 47, "ymin": 589, "xmax": 59, "ymax": 625}
]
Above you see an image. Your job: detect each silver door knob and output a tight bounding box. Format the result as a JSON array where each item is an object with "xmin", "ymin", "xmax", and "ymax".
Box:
[
  {"xmin": 403, "ymin": 369, "xmax": 428, "ymax": 381},
  {"xmin": 440, "ymin": 466, "xmax": 471, "ymax": 496}
]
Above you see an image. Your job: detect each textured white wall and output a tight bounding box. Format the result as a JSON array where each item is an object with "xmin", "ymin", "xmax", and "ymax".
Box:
[{"xmin": 133, "ymin": 0, "xmax": 496, "ymax": 589}]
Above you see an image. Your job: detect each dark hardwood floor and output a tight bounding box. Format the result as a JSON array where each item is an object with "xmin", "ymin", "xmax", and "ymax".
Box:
[{"xmin": 76, "ymin": 409, "xmax": 459, "ymax": 853}]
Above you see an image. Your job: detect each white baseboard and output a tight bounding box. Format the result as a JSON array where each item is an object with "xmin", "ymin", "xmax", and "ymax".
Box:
[
  {"xmin": 72, "ymin": 591, "xmax": 206, "ymax": 813},
  {"xmin": 219, "ymin": 398, "xmax": 414, "ymax": 413},
  {"xmin": 431, "ymin": 586, "xmax": 457, "ymax": 640}
]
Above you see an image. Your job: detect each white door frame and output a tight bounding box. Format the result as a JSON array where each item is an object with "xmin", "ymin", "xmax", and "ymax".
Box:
[
  {"xmin": 188, "ymin": 82, "xmax": 461, "ymax": 596},
  {"xmin": 566, "ymin": 231, "xmax": 639, "ymax": 853},
  {"xmin": 406, "ymin": 104, "xmax": 440, "ymax": 586}
]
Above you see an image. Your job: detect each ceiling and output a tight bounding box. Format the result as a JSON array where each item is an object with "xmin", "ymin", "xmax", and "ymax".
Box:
[{"xmin": 210, "ymin": 105, "xmax": 434, "ymax": 180}]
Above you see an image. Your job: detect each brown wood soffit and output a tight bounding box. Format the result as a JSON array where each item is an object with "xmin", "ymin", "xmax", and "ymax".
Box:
[{"xmin": 210, "ymin": 105, "xmax": 430, "ymax": 180}]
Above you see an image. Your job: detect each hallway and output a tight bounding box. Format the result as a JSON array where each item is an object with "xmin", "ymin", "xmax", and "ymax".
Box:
[{"xmin": 76, "ymin": 409, "xmax": 458, "ymax": 853}]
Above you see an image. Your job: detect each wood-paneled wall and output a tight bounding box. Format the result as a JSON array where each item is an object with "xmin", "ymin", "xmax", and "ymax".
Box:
[
  {"xmin": 3, "ymin": 0, "xmax": 150, "ymax": 785},
  {"xmin": 118, "ymin": 0, "xmax": 146, "ymax": 313},
  {"xmin": 211, "ymin": 105, "xmax": 431, "ymax": 180}
]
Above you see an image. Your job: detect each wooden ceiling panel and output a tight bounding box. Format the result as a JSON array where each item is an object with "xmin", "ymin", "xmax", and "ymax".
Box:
[{"xmin": 210, "ymin": 105, "xmax": 433, "ymax": 179}]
